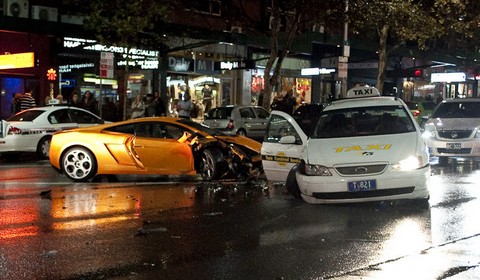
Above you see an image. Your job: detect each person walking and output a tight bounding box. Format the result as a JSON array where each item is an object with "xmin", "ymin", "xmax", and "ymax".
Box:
[{"xmin": 19, "ymin": 88, "xmax": 36, "ymax": 111}]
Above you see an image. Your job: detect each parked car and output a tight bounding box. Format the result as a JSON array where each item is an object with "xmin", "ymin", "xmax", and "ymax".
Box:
[
  {"xmin": 261, "ymin": 86, "xmax": 430, "ymax": 205},
  {"xmin": 406, "ymin": 100, "xmax": 437, "ymax": 128},
  {"xmin": 0, "ymin": 106, "xmax": 107, "ymax": 159},
  {"xmin": 203, "ymin": 105, "xmax": 270, "ymax": 140},
  {"xmin": 49, "ymin": 117, "xmax": 263, "ymax": 182},
  {"xmin": 423, "ymin": 98, "xmax": 480, "ymax": 165}
]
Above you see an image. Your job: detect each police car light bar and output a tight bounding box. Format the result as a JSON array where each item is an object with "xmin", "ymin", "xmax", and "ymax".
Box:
[{"xmin": 346, "ymin": 86, "xmax": 381, "ymax": 98}]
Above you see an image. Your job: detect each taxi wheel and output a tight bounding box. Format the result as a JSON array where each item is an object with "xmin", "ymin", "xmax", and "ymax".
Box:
[
  {"xmin": 286, "ymin": 164, "xmax": 301, "ymax": 199},
  {"xmin": 61, "ymin": 147, "xmax": 97, "ymax": 182},
  {"xmin": 36, "ymin": 137, "xmax": 51, "ymax": 159},
  {"xmin": 199, "ymin": 149, "xmax": 220, "ymax": 181}
]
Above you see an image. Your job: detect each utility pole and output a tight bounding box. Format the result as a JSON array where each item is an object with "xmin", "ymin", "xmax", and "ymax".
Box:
[{"xmin": 340, "ymin": 0, "xmax": 350, "ymax": 98}]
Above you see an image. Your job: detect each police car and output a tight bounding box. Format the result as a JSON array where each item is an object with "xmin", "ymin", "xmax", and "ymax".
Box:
[{"xmin": 261, "ymin": 86, "xmax": 430, "ymax": 204}]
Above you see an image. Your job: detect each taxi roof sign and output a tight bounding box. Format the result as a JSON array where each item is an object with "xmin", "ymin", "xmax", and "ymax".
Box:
[{"xmin": 346, "ymin": 86, "xmax": 380, "ymax": 98}]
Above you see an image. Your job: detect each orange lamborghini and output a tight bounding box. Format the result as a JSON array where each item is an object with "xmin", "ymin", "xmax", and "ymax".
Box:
[{"xmin": 49, "ymin": 117, "xmax": 263, "ymax": 182}]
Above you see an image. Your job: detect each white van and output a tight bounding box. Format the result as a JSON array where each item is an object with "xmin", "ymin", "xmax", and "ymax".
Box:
[{"xmin": 261, "ymin": 86, "xmax": 430, "ymax": 204}]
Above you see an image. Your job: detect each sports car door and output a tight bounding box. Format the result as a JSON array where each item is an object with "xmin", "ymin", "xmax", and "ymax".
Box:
[
  {"xmin": 132, "ymin": 122, "xmax": 194, "ymax": 174},
  {"xmin": 261, "ymin": 110, "xmax": 307, "ymax": 182}
]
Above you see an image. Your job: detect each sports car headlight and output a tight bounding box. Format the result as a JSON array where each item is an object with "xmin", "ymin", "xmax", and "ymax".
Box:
[
  {"xmin": 392, "ymin": 156, "xmax": 424, "ymax": 171},
  {"xmin": 302, "ymin": 164, "xmax": 332, "ymax": 176}
]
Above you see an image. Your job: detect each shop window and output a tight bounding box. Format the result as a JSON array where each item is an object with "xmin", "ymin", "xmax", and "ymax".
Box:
[{"xmin": 187, "ymin": 0, "xmax": 221, "ymax": 16}]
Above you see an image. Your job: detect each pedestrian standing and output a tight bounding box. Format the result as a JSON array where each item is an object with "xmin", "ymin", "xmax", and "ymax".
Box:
[
  {"xmin": 201, "ymin": 84, "xmax": 213, "ymax": 113},
  {"xmin": 177, "ymin": 93, "xmax": 193, "ymax": 119},
  {"xmin": 81, "ymin": 91, "xmax": 98, "ymax": 114},
  {"xmin": 130, "ymin": 94, "xmax": 146, "ymax": 119},
  {"xmin": 12, "ymin": 93, "xmax": 23, "ymax": 114},
  {"xmin": 19, "ymin": 88, "xmax": 36, "ymax": 111}
]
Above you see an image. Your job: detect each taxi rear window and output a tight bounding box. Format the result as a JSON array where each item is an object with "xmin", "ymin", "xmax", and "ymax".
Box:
[{"xmin": 312, "ymin": 106, "xmax": 416, "ymax": 138}]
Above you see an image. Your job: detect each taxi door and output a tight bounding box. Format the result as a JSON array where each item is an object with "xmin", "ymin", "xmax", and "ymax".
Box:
[{"xmin": 261, "ymin": 110, "xmax": 307, "ymax": 182}]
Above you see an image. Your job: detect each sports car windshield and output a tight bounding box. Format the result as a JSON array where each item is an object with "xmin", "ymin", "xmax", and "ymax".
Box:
[
  {"xmin": 311, "ymin": 105, "xmax": 416, "ymax": 138},
  {"xmin": 431, "ymin": 102, "xmax": 480, "ymax": 118}
]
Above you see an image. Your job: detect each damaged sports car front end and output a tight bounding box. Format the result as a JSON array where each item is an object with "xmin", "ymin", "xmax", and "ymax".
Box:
[{"xmin": 49, "ymin": 117, "xmax": 263, "ymax": 182}]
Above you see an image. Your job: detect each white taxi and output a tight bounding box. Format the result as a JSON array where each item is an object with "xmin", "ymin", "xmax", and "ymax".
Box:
[{"xmin": 261, "ymin": 86, "xmax": 430, "ymax": 204}]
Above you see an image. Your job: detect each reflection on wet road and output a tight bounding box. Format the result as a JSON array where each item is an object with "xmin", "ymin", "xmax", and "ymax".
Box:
[{"xmin": 0, "ymin": 157, "xmax": 480, "ymax": 279}]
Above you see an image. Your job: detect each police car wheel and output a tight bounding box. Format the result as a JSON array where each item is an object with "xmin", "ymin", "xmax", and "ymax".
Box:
[
  {"xmin": 37, "ymin": 137, "xmax": 51, "ymax": 159},
  {"xmin": 286, "ymin": 164, "xmax": 301, "ymax": 199}
]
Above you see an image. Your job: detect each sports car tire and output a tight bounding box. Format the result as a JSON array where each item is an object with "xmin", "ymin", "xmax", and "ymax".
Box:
[
  {"xmin": 200, "ymin": 149, "xmax": 220, "ymax": 181},
  {"xmin": 37, "ymin": 137, "xmax": 51, "ymax": 159},
  {"xmin": 61, "ymin": 147, "xmax": 97, "ymax": 182}
]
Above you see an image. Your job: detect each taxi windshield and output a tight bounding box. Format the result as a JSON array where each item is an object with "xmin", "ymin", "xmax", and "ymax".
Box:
[{"xmin": 312, "ymin": 105, "xmax": 416, "ymax": 138}]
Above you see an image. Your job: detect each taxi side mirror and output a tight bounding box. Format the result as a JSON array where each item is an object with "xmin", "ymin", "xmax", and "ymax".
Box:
[{"xmin": 279, "ymin": 135, "xmax": 296, "ymax": 144}]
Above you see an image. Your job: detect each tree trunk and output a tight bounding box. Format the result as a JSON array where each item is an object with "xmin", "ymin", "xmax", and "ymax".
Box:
[
  {"xmin": 261, "ymin": 1, "xmax": 301, "ymax": 111},
  {"xmin": 376, "ymin": 25, "xmax": 389, "ymax": 93}
]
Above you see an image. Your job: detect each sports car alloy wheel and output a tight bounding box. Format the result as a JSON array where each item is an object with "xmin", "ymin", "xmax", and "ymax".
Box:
[
  {"xmin": 61, "ymin": 147, "xmax": 97, "ymax": 182},
  {"xmin": 200, "ymin": 149, "xmax": 219, "ymax": 181}
]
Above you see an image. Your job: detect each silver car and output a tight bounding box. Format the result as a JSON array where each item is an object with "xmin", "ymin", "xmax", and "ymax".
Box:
[
  {"xmin": 423, "ymin": 98, "xmax": 480, "ymax": 164},
  {"xmin": 203, "ymin": 105, "xmax": 270, "ymax": 139},
  {"xmin": 0, "ymin": 106, "xmax": 107, "ymax": 159}
]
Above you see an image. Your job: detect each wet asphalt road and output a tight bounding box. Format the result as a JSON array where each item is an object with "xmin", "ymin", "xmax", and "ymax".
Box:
[{"xmin": 1, "ymin": 156, "xmax": 480, "ymax": 280}]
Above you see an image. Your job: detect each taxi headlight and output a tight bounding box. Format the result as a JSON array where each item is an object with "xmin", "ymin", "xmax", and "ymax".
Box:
[
  {"xmin": 303, "ymin": 164, "xmax": 332, "ymax": 176},
  {"xmin": 392, "ymin": 156, "xmax": 424, "ymax": 171}
]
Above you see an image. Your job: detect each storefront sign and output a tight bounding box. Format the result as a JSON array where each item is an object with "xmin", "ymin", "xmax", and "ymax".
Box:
[
  {"xmin": 216, "ymin": 60, "xmax": 255, "ymax": 70},
  {"xmin": 168, "ymin": 57, "xmax": 193, "ymax": 72},
  {"xmin": 301, "ymin": 68, "xmax": 335, "ymax": 75},
  {"xmin": 60, "ymin": 79, "xmax": 76, "ymax": 88},
  {"xmin": 195, "ymin": 60, "xmax": 219, "ymax": 75},
  {"xmin": 100, "ymin": 52, "xmax": 114, "ymax": 78},
  {"xmin": 431, "ymin": 72, "xmax": 466, "ymax": 83},
  {"xmin": 59, "ymin": 63, "xmax": 95, "ymax": 73},
  {"xmin": 0, "ymin": 52, "xmax": 34, "ymax": 69}
]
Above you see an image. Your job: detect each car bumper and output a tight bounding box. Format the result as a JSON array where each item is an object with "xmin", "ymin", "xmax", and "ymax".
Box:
[
  {"xmin": 296, "ymin": 166, "xmax": 430, "ymax": 204},
  {"xmin": 0, "ymin": 134, "xmax": 41, "ymax": 153},
  {"xmin": 426, "ymin": 138, "xmax": 480, "ymax": 157}
]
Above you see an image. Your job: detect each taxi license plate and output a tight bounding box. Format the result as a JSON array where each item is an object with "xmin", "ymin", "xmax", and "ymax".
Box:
[
  {"xmin": 446, "ymin": 143, "xmax": 461, "ymax": 150},
  {"xmin": 348, "ymin": 180, "xmax": 377, "ymax": 192}
]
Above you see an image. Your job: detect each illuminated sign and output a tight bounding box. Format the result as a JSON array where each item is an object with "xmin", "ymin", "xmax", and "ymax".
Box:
[
  {"xmin": 47, "ymin": 68, "xmax": 57, "ymax": 81},
  {"xmin": 216, "ymin": 60, "xmax": 255, "ymax": 70},
  {"xmin": 301, "ymin": 67, "xmax": 336, "ymax": 75},
  {"xmin": 59, "ymin": 63, "xmax": 95, "ymax": 73},
  {"xmin": 0, "ymin": 52, "xmax": 35, "ymax": 69},
  {"xmin": 431, "ymin": 72, "xmax": 466, "ymax": 83}
]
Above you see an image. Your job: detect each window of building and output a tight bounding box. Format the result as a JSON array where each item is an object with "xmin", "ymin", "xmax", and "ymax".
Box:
[{"xmin": 186, "ymin": 0, "xmax": 222, "ymax": 16}]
